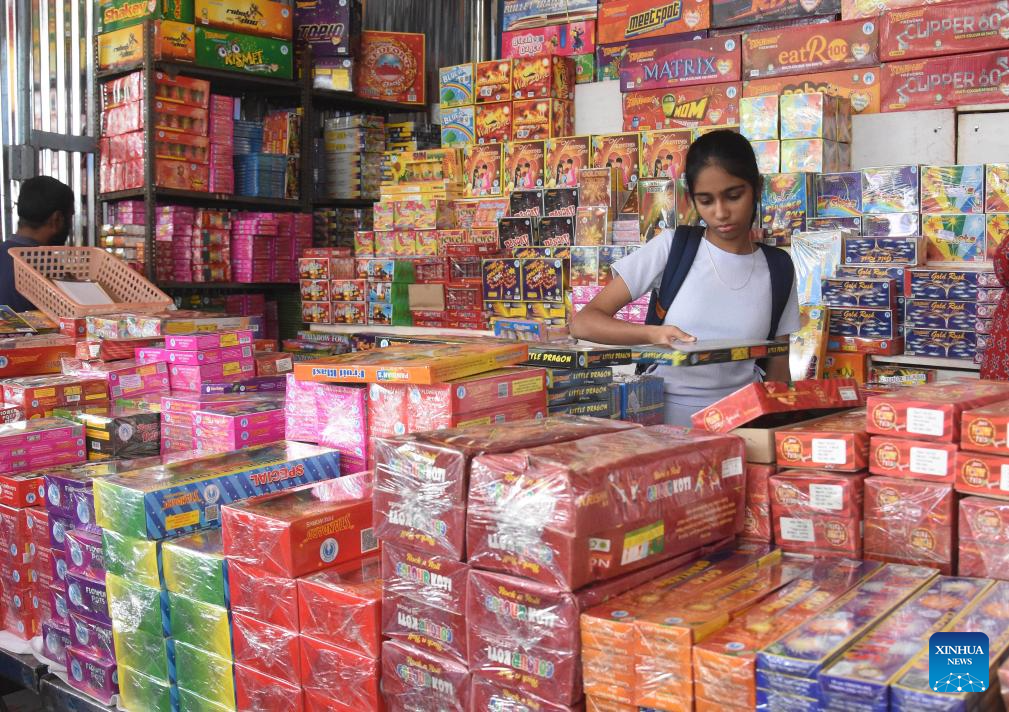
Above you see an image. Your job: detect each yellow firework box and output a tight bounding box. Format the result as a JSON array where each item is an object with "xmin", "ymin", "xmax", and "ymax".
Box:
[
  {"xmin": 98, "ymin": 21, "xmax": 196, "ymax": 70},
  {"xmin": 194, "ymin": 0, "xmax": 293, "ymax": 40}
]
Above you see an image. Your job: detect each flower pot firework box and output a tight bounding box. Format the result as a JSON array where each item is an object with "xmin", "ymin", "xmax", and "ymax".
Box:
[
  {"xmin": 356, "ymin": 31, "xmax": 425, "ymax": 105},
  {"xmin": 598, "ymin": 0, "xmax": 712, "ymax": 44},
  {"xmin": 221, "ymin": 471, "xmax": 374, "ymax": 578},
  {"xmin": 867, "ymin": 380, "xmax": 1009, "ymax": 443},
  {"xmin": 93, "ymin": 441, "xmax": 341, "ymax": 540},
  {"xmin": 881, "ymin": 0, "xmax": 1009, "ymax": 62},
  {"xmin": 619, "ymin": 35, "xmax": 741, "ymax": 92},
  {"xmin": 742, "ymin": 19, "xmax": 879, "ymax": 80},
  {"xmin": 195, "ymin": 0, "xmax": 292, "ymax": 40},
  {"xmin": 98, "ymin": 21, "xmax": 196, "ymax": 70},
  {"xmin": 775, "ymin": 409, "xmax": 869, "ymax": 471},
  {"xmin": 98, "ymin": 0, "xmax": 193, "ymax": 33},
  {"xmin": 712, "ymin": 0, "xmax": 840, "ymax": 29},
  {"xmin": 466, "ymin": 426, "xmax": 746, "ymax": 591},
  {"xmin": 621, "ymin": 82, "xmax": 741, "ymax": 131},
  {"xmin": 870, "ymin": 435, "xmax": 958, "ymax": 482},
  {"xmin": 194, "ymin": 27, "xmax": 292, "ymax": 79},
  {"xmin": 882, "ymin": 49, "xmax": 1009, "ymax": 112}
]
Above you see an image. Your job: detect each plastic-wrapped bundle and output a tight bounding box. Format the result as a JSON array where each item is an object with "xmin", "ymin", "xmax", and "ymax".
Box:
[
  {"xmin": 297, "ymin": 555, "xmax": 381, "ymax": 659},
  {"xmin": 162, "ymin": 529, "xmax": 227, "ymax": 607},
  {"xmin": 863, "ymin": 476, "xmax": 955, "ymax": 573},
  {"xmin": 283, "ymin": 373, "xmax": 320, "ymax": 444},
  {"xmin": 317, "ymin": 383, "xmax": 369, "ymax": 474},
  {"xmin": 234, "ymin": 663, "xmax": 304, "ymax": 712},
  {"xmin": 959, "ymin": 495, "xmax": 1009, "ymax": 578},
  {"xmin": 381, "ymin": 639, "xmax": 470, "ymax": 712},
  {"xmin": 299, "ymin": 634, "xmax": 381, "ymax": 710},
  {"xmin": 231, "ymin": 613, "xmax": 300, "ymax": 685},
  {"xmin": 769, "ymin": 471, "xmax": 866, "ymax": 558},
  {"xmin": 470, "ymin": 673, "xmax": 583, "ymax": 711},
  {"xmin": 227, "ymin": 559, "xmax": 299, "ymax": 631}
]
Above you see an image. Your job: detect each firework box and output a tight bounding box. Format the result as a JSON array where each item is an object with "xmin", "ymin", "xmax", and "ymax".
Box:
[
  {"xmin": 956, "ymin": 449, "xmax": 1009, "ymax": 498},
  {"xmin": 882, "ymin": 0, "xmax": 1009, "ymax": 62},
  {"xmin": 65, "ymin": 570, "xmax": 110, "ymax": 624},
  {"xmin": 904, "ymin": 328, "xmax": 977, "ymax": 359},
  {"xmin": 590, "ymin": 133, "xmax": 641, "ymax": 191},
  {"xmin": 0, "ymin": 473, "xmax": 45, "ymax": 508},
  {"xmin": 356, "ymin": 30, "xmax": 425, "ymax": 104},
  {"xmin": 512, "ymin": 56, "xmax": 575, "ymax": 101},
  {"xmin": 867, "ymin": 380, "xmax": 1009, "ymax": 443},
  {"xmin": 962, "ymin": 400, "xmax": 1009, "ymax": 456},
  {"xmin": 296, "ymin": 555, "xmax": 381, "ymax": 659},
  {"xmin": 814, "ymin": 172, "xmax": 861, "ymax": 217},
  {"xmin": 863, "ymin": 475, "xmax": 955, "ymax": 571},
  {"xmin": 117, "ymin": 664, "xmax": 175, "ymax": 712},
  {"xmin": 93, "ymin": 441, "xmax": 341, "ymax": 540},
  {"xmin": 524, "ymin": 342, "xmax": 633, "ymax": 369},
  {"xmin": 230, "ymin": 613, "xmax": 299, "ymax": 685},
  {"xmin": 712, "ymin": 0, "xmax": 839, "ymax": 28},
  {"xmin": 906, "ymin": 267, "xmax": 984, "ymax": 301},
  {"xmin": 741, "ymin": 95, "xmax": 779, "ymax": 140},
  {"xmin": 960, "ymin": 495, "xmax": 1009, "ymax": 578},
  {"xmin": 66, "ymin": 646, "xmax": 118, "ymax": 704},
  {"xmin": 466, "ymin": 426, "xmax": 745, "ymax": 591},
  {"xmin": 923, "ymin": 213, "xmax": 987, "ymax": 262},
  {"xmin": 828, "ymin": 307, "xmax": 898, "ymax": 339},
  {"xmin": 502, "ymin": 21, "xmax": 597, "ymax": 59},
  {"xmin": 381, "ymin": 639, "xmax": 470, "ymax": 711},
  {"xmin": 194, "ymin": 27, "xmax": 292, "ymax": 79},
  {"xmin": 474, "ymin": 60, "xmax": 512, "ymax": 104},
  {"xmin": 137, "ymin": 344, "xmax": 253, "ymax": 366},
  {"xmin": 166, "ymin": 591, "xmax": 231, "ymax": 659},
  {"xmin": 883, "ymin": 49, "xmax": 1009, "ymax": 112},
  {"xmin": 174, "ymin": 640, "xmax": 235, "ymax": 705},
  {"xmin": 66, "ymin": 528, "xmax": 106, "ymax": 581},
  {"xmin": 860, "ymin": 213, "xmax": 918, "ymax": 237},
  {"xmin": 162, "ymin": 529, "xmax": 226, "ymax": 607},
  {"xmin": 471, "ymin": 674, "xmax": 582, "ymax": 712},
  {"xmin": 742, "ymin": 19, "xmax": 878, "ymax": 80},
  {"xmin": 860, "ymin": 164, "xmax": 919, "ymax": 214},
  {"xmin": 504, "ymin": 140, "xmax": 546, "ymax": 193},
  {"xmin": 221, "ymin": 471, "xmax": 373, "ymax": 578},
  {"xmin": 988, "ymin": 164, "xmax": 1009, "ymax": 214},
  {"xmin": 920, "ymin": 164, "xmax": 985, "ymax": 214},
  {"xmin": 989, "ymin": 213, "xmax": 1009, "ymax": 261},
  {"xmin": 761, "ymin": 172, "xmax": 813, "ymax": 238},
  {"xmin": 98, "ymin": 0, "xmax": 192, "ymax": 32},
  {"xmin": 502, "ymin": 0, "xmax": 598, "ymax": 32},
  {"xmin": 69, "ymin": 407, "xmax": 161, "ymax": 460},
  {"xmin": 2, "ymin": 376, "xmax": 108, "ymax": 411},
  {"xmin": 227, "ymin": 559, "xmax": 298, "ymax": 630},
  {"xmin": 842, "ymin": 235, "xmax": 924, "ymax": 265},
  {"xmin": 195, "ymin": 0, "xmax": 291, "ymax": 40},
  {"xmin": 744, "ymin": 67, "xmax": 880, "ymax": 115},
  {"xmin": 598, "ymin": 0, "xmax": 711, "ymax": 44},
  {"xmin": 234, "ymin": 663, "xmax": 303, "ymax": 712},
  {"xmin": 373, "ymin": 417, "xmax": 635, "ymax": 562},
  {"xmin": 869, "ymin": 435, "xmax": 957, "ymax": 482},
  {"xmin": 822, "ymin": 278, "xmax": 896, "ymax": 308},
  {"xmin": 69, "ymin": 611, "xmax": 116, "ymax": 664},
  {"xmin": 406, "ymin": 367, "xmax": 547, "ymax": 418},
  {"xmin": 905, "ymin": 299, "xmax": 977, "ymax": 332},
  {"xmin": 868, "ymin": 365, "xmax": 936, "ymax": 387},
  {"xmin": 774, "ymin": 409, "xmax": 869, "ymax": 472},
  {"xmin": 295, "ymin": 0, "xmax": 360, "ymax": 56},
  {"xmin": 98, "ymin": 21, "xmax": 195, "ymax": 69},
  {"xmin": 692, "ymin": 559, "xmax": 879, "ymax": 710},
  {"xmin": 619, "ymin": 35, "xmax": 741, "ymax": 92},
  {"xmin": 622, "ymin": 82, "xmax": 741, "ymax": 132},
  {"xmin": 818, "ymin": 575, "xmax": 990, "ymax": 707}
]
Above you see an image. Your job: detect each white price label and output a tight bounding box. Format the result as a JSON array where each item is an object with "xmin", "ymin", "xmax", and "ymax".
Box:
[
  {"xmin": 809, "ymin": 484, "xmax": 844, "ymax": 511},
  {"xmin": 909, "ymin": 447, "xmax": 949, "ymax": 477},
  {"xmin": 780, "ymin": 517, "xmax": 815, "ymax": 543},
  {"xmin": 722, "ymin": 457, "xmax": 743, "ymax": 478},
  {"xmin": 839, "ymin": 387, "xmax": 858, "ymax": 401},
  {"xmin": 812, "ymin": 439, "xmax": 847, "ymax": 465},
  {"xmin": 906, "ymin": 407, "xmax": 944, "ymax": 437},
  {"xmin": 1000, "ymin": 465, "xmax": 1009, "ymax": 492}
]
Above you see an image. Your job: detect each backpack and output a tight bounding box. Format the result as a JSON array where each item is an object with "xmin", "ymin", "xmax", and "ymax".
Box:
[{"xmin": 638, "ymin": 225, "xmax": 794, "ymax": 372}]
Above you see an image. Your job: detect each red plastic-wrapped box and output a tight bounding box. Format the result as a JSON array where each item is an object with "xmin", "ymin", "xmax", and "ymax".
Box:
[
  {"xmin": 234, "ymin": 663, "xmax": 304, "ymax": 712},
  {"xmin": 774, "ymin": 409, "xmax": 869, "ymax": 472},
  {"xmin": 382, "ymin": 542, "xmax": 470, "ymax": 664},
  {"xmin": 863, "ymin": 476, "xmax": 954, "ymax": 573},
  {"xmin": 0, "ymin": 504, "xmax": 33, "ymax": 564},
  {"xmin": 299, "ymin": 634, "xmax": 382, "ymax": 711},
  {"xmin": 467, "ymin": 426, "xmax": 746, "ymax": 591},
  {"xmin": 881, "ymin": 0, "xmax": 1009, "ymax": 61},
  {"xmin": 0, "ymin": 473, "xmax": 45, "ymax": 508},
  {"xmin": 470, "ymin": 673, "xmax": 582, "ymax": 712},
  {"xmin": 743, "ymin": 463, "xmax": 774, "ymax": 542},
  {"xmin": 381, "ymin": 639, "xmax": 470, "ymax": 712},
  {"xmin": 959, "ymin": 495, "xmax": 1009, "ymax": 578},
  {"xmin": 406, "ymin": 367, "xmax": 547, "ymax": 422},
  {"xmin": 868, "ymin": 380, "xmax": 1009, "ymax": 443},
  {"xmin": 955, "ymin": 450, "xmax": 1009, "ymax": 497},
  {"xmin": 222, "ymin": 472, "xmax": 375, "ymax": 578},
  {"xmin": 693, "ymin": 379, "xmax": 862, "ymax": 433},
  {"xmin": 882, "ymin": 49, "xmax": 1009, "ymax": 112},
  {"xmin": 869, "ymin": 435, "xmax": 958, "ymax": 482},
  {"xmin": 374, "ymin": 416, "xmax": 637, "ymax": 561},
  {"xmin": 961, "ymin": 398, "xmax": 1009, "ymax": 455},
  {"xmin": 769, "ymin": 471, "xmax": 865, "ymax": 557},
  {"xmin": 227, "ymin": 560, "xmax": 299, "ymax": 632},
  {"xmin": 297, "ymin": 555, "xmax": 382, "ymax": 659},
  {"xmin": 231, "ymin": 612, "xmax": 301, "ymax": 685}
]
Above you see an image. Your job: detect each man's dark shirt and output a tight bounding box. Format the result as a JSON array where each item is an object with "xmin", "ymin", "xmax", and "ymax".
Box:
[{"xmin": 0, "ymin": 235, "xmax": 39, "ymax": 312}]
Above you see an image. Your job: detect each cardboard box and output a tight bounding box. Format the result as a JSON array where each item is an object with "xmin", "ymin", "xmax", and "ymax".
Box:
[
  {"xmin": 712, "ymin": 0, "xmax": 840, "ymax": 28},
  {"xmin": 194, "ymin": 0, "xmax": 292, "ymax": 39},
  {"xmin": 512, "ymin": 55, "xmax": 576, "ymax": 100},
  {"xmin": 194, "ymin": 27, "xmax": 292, "ymax": 79},
  {"xmin": 867, "ymin": 380, "xmax": 1009, "ymax": 443},
  {"xmin": 988, "ymin": 163, "xmax": 1009, "ymax": 213},
  {"xmin": 863, "ymin": 475, "xmax": 955, "ymax": 568},
  {"xmin": 923, "ymin": 213, "xmax": 987, "ymax": 262},
  {"xmin": 381, "ymin": 640, "xmax": 470, "ymax": 711},
  {"xmin": 98, "ymin": 0, "xmax": 192, "ymax": 33},
  {"xmin": 962, "ymin": 399, "xmax": 1009, "ymax": 456},
  {"xmin": 904, "ymin": 328, "xmax": 976, "ymax": 360},
  {"xmin": 221, "ymin": 472, "xmax": 373, "ymax": 577},
  {"xmin": 504, "ymin": 140, "xmax": 546, "ymax": 193},
  {"xmin": 882, "ymin": 49, "xmax": 1009, "ymax": 112},
  {"xmin": 296, "ymin": 555, "xmax": 381, "ymax": 659},
  {"xmin": 881, "ymin": 0, "xmax": 1009, "ymax": 61},
  {"xmin": 775, "ymin": 409, "xmax": 868, "ymax": 471},
  {"xmin": 760, "ymin": 172, "xmax": 813, "ymax": 237},
  {"xmin": 621, "ymin": 82, "xmax": 741, "ymax": 132},
  {"xmin": 920, "ymin": 164, "xmax": 985, "ymax": 214},
  {"xmin": 295, "ymin": 0, "xmax": 359, "ymax": 55},
  {"xmin": 744, "ymin": 67, "xmax": 881, "ymax": 115},
  {"xmin": 822, "ymin": 278, "xmax": 895, "ymax": 309},
  {"xmin": 742, "ymin": 463, "xmax": 774, "ymax": 541},
  {"xmin": 227, "ymin": 559, "xmax": 298, "ymax": 631},
  {"xmin": 598, "ymin": 0, "xmax": 712, "ymax": 44},
  {"xmin": 512, "ymin": 98, "xmax": 574, "ymax": 141},
  {"xmin": 814, "ymin": 172, "xmax": 861, "ymax": 217},
  {"xmin": 619, "ymin": 35, "xmax": 741, "ymax": 92},
  {"xmin": 906, "ymin": 267, "xmax": 984, "ymax": 301},
  {"xmin": 356, "ymin": 31, "xmax": 425, "ymax": 104},
  {"xmin": 843, "ymin": 235, "xmax": 923, "ymax": 264},
  {"xmin": 956, "ymin": 449, "xmax": 1009, "ymax": 497},
  {"xmin": 743, "ymin": 19, "xmax": 878, "ymax": 79},
  {"xmin": 869, "ymin": 435, "xmax": 957, "ymax": 482},
  {"xmin": 503, "ymin": 19, "xmax": 596, "ymax": 60},
  {"xmin": 299, "ymin": 635, "xmax": 381, "ymax": 709},
  {"xmin": 467, "ymin": 426, "xmax": 745, "ymax": 590},
  {"xmin": 959, "ymin": 495, "xmax": 1009, "ymax": 577},
  {"xmin": 905, "ymin": 299, "xmax": 977, "ymax": 331},
  {"xmin": 474, "ymin": 60, "xmax": 512, "ymax": 103}
]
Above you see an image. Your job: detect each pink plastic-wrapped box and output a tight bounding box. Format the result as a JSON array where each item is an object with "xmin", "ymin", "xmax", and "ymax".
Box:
[
  {"xmin": 168, "ymin": 358, "xmax": 256, "ymax": 391},
  {"xmin": 164, "ymin": 329, "xmax": 254, "ymax": 350},
  {"xmin": 317, "ymin": 383, "xmax": 368, "ymax": 474},
  {"xmin": 136, "ymin": 344, "xmax": 253, "ymax": 366},
  {"xmin": 381, "ymin": 639, "xmax": 470, "ymax": 712},
  {"xmin": 284, "ymin": 374, "xmax": 320, "ymax": 444},
  {"xmin": 62, "ymin": 359, "xmax": 169, "ymax": 399},
  {"xmin": 66, "ymin": 646, "xmax": 118, "ymax": 705}
]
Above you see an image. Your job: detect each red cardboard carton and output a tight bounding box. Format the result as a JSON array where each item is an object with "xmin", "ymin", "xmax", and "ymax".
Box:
[
  {"xmin": 955, "ymin": 450, "xmax": 1009, "ymax": 497},
  {"xmin": 297, "ymin": 555, "xmax": 382, "ymax": 659},
  {"xmin": 622, "ymin": 82, "xmax": 741, "ymax": 131},
  {"xmin": 0, "ymin": 473, "xmax": 45, "ymax": 508},
  {"xmin": 470, "ymin": 673, "xmax": 581, "ymax": 712},
  {"xmin": 743, "ymin": 464, "xmax": 774, "ymax": 542},
  {"xmin": 770, "ymin": 471, "xmax": 865, "ymax": 557},
  {"xmin": 231, "ymin": 612, "xmax": 301, "ymax": 685},
  {"xmin": 961, "ymin": 399, "xmax": 1009, "ymax": 455},
  {"xmin": 693, "ymin": 378, "xmax": 863, "ymax": 433},
  {"xmin": 867, "ymin": 380, "xmax": 1009, "ymax": 443},
  {"xmin": 221, "ymin": 472, "xmax": 375, "ymax": 578},
  {"xmin": 598, "ymin": 0, "xmax": 712, "ymax": 44},
  {"xmin": 619, "ymin": 36, "xmax": 742, "ymax": 92},
  {"xmin": 881, "ymin": 0, "xmax": 1009, "ymax": 62},
  {"xmin": 863, "ymin": 475, "xmax": 954, "ymax": 572},
  {"xmin": 743, "ymin": 19, "xmax": 879, "ymax": 79},
  {"xmin": 299, "ymin": 634, "xmax": 382, "ymax": 710},
  {"xmin": 356, "ymin": 31, "xmax": 425, "ymax": 105},
  {"xmin": 743, "ymin": 67, "xmax": 881, "ymax": 115},
  {"xmin": 958, "ymin": 495, "xmax": 1009, "ymax": 578},
  {"xmin": 882, "ymin": 49, "xmax": 1009, "ymax": 112},
  {"xmin": 869, "ymin": 435, "xmax": 957, "ymax": 482},
  {"xmin": 227, "ymin": 560, "xmax": 299, "ymax": 631},
  {"xmin": 713, "ymin": 0, "xmax": 841, "ymax": 29},
  {"xmin": 381, "ymin": 640, "xmax": 470, "ymax": 712},
  {"xmin": 234, "ymin": 664, "xmax": 304, "ymax": 712},
  {"xmin": 774, "ymin": 409, "xmax": 869, "ymax": 471}
]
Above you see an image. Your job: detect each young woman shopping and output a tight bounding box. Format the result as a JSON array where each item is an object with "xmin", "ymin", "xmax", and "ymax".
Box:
[{"xmin": 570, "ymin": 130, "xmax": 800, "ymax": 426}]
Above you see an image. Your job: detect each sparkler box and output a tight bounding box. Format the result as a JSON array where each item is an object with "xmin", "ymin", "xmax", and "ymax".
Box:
[
  {"xmin": 742, "ymin": 19, "xmax": 879, "ymax": 79},
  {"xmin": 869, "ymin": 435, "xmax": 958, "ymax": 482},
  {"xmin": 906, "ymin": 267, "xmax": 984, "ymax": 301},
  {"xmin": 842, "ymin": 236, "xmax": 924, "ymax": 265},
  {"xmin": 828, "ymin": 308, "xmax": 898, "ymax": 339},
  {"xmin": 905, "ymin": 299, "xmax": 977, "ymax": 331}
]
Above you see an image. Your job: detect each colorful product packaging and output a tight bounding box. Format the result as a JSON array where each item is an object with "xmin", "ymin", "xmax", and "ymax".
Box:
[
  {"xmin": 906, "ymin": 267, "xmax": 986, "ymax": 301},
  {"xmin": 597, "ymin": 0, "xmax": 712, "ymax": 44},
  {"xmin": 843, "ymin": 235, "xmax": 924, "ymax": 264},
  {"xmin": 922, "ymin": 213, "xmax": 987, "ymax": 262},
  {"xmin": 194, "ymin": 27, "xmax": 292, "ymax": 79},
  {"xmin": 904, "ymin": 328, "xmax": 977, "ymax": 360},
  {"xmin": 866, "ymin": 380, "xmax": 1009, "ymax": 443},
  {"xmin": 905, "ymin": 299, "xmax": 977, "ymax": 332},
  {"xmin": 502, "ymin": 21, "xmax": 597, "ymax": 59},
  {"xmin": 622, "ymin": 82, "xmax": 741, "ymax": 132},
  {"xmin": 619, "ymin": 35, "xmax": 741, "ymax": 92},
  {"xmin": 815, "ymin": 172, "xmax": 862, "ymax": 217},
  {"xmin": 743, "ymin": 19, "xmax": 879, "ymax": 79},
  {"xmin": 296, "ymin": 555, "xmax": 381, "ymax": 659},
  {"xmin": 227, "ymin": 558, "xmax": 298, "ymax": 631},
  {"xmin": 860, "ymin": 164, "xmax": 919, "ymax": 213},
  {"xmin": 66, "ymin": 646, "xmax": 119, "ymax": 704},
  {"xmin": 162, "ymin": 529, "xmax": 227, "ymax": 607},
  {"xmin": 956, "ymin": 449, "xmax": 1009, "ymax": 497},
  {"xmin": 870, "ymin": 435, "xmax": 958, "ymax": 482},
  {"xmin": 774, "ymin": 409, "xmax": 869, "ymax": 471},
  {"xmin": 234, "ymin": 662, "xmax": 303, "ymax": 712},
  {"xmin": 959, "ymin": 495, "xmax": 1009, "ymax": 577},
  {"xmin": 882, "ymin": 49, "xmax": 1009, "ymax": 112},
  {"xmin": 381, "ymin": 639, "xmax": 470, "ymax": 712},
  {"xmin": 920, "ymin": 164, "xmax": 985, "ymax": 214},
  {"xmin": 355, "ymin": 31, "xmax": 425, "ymax": 104},
  {"xmin": 298, "ymin": 633, "xmax": 382, "ymax": 710},
  {"xmin": 988, "ymin": 163, "xmax": 1009, "ymax": 212},
  {"xmin": 881, "ymin": 1, "xmax": 1009, "ymax": 61},
  {"xmin": 693, "ymin": 378, "xmax": 862, "ymax": 433},
  {"xmin": 761, "ymin": 172, "xmax": 814, "ymax": 237},
  {"xmin": 863, "ymin": 475, "xmax": 955, "ymax": 572},
  {"xmin": 769, "ymin": 470, "xmax": 866, "ymax": 557}
]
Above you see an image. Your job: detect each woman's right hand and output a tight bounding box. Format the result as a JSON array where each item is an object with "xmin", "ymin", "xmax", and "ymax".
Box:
[{"xmin": 648, "ymin": 325, "xmax": 696, "ymax": 345}]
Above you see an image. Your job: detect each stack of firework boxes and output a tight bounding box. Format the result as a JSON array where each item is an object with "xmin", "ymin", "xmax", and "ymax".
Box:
[
  {"xmin": 88, "ymin": 441, "xmax": 341, "ymax": 712},
  {"xmin": 297, "ymin": 247, "xmax": 358, "ymax": 326},
  {"xmin": 741, "ymin": 92, "xmax": 852, "ymax": 176},
  {"xmin": 231, "ymin": 212, "xmax": 312, "ymax": 284},
  {"xmin": 319, "ymin": 114, "xmax": 385, "ymax": 201},
  {"xmin": 294, "ymin": 0, "xmax": 361, "ymax": 90},
  {"xmin": 154, "ymin": 205, "xmax": 232, "ymax": 284}
]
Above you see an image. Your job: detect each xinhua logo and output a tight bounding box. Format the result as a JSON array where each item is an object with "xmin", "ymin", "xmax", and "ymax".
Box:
[{"xmin": 929, "ymin": 632, "xmax": 989, "ymax": 693}]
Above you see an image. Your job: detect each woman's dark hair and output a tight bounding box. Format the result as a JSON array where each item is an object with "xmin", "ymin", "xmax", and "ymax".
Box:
[{"xmin": 685, "ymin": 129, "xmax": 761, "ymax": 222}]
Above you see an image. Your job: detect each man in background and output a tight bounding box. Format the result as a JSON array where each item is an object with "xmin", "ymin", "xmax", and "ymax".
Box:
[{"xmin": 0, "ymin": 176, "xmax": 74, "ymax": 311}]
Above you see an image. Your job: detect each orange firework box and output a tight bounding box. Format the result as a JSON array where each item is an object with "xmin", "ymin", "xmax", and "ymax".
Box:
[
  {"xmin": 632, "ymin": 555, "xmax": 811, "ymax": 710},
  {"xmin": 512, "ymin": 98, "xmax": 574, "ymax": 141},
  {"xmin": 512, "ymin": 55, "xmax": 576, "ymax": 100},
  {"xmin": 743, "ymin": 67, "xmax": 881, "ymax": 115},
  {"xmin": 622, "ymin": 82, "xmax": 741, "ymax": 132},
  {"xmin": 961, "ymin": 398, "xmax": 1009, "ymax": 455},
  {"xmin": 867, "ymin": 380, "xmax": 1009, "ymax": 443},
  {"xmin": 475, "ymin": 102, "xmax": 512, "ymax": 144},
  {"xmin": 774, "ymin": 408, "xmax": 869, "ymax": 472},
  {"xmin": 692, "ymin": 378, "xmax": 863, "ymax": 434},
  {"xmin": 692, "ymin": 559, "xmax": 881, "ymax": 710},
  {"xmin": 743, "ymin": 18, "xmax": 880, "ymax": 80},
  {"xmin": 869, "ymin": 435, "xmax": 958, "ymax": 482},
  {"xmin": 863, "ymin": 476, "xmax": 955, "ymax": 573},
  {"xmin": 955, "ymin": 450, "xmax": 1009, "ymax": 497},
  {"xmin": 355, "ymin": 31, "xmax": 425, "ymax": 105},
  {"xmin": 591, "ymin": 133, "xmax": 642, "ymax": 191},
  {"xmin": 742, "ymin": 463, "xmax": 774, "ymax": 542},
  {"xmin": 474, "ymin": 59, "xmax": 512, "ymax": 103},
  {"xmin": 639, "ymin": 129, "xmax": 691, "ymax": 179},
  {"xmin": 0, "ymin": 336, "xmax": 76, "ymax": 379},
  {"xmin": 598, "ymin": 0, "xmax": 712, "ymax": 44}
]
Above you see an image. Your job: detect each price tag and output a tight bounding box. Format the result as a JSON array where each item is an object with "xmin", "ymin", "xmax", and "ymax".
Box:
[
  {"xmin": 909, "ymin": 447, "xmax": 948, "ymax": 477},
  {"xmin": 812, "ymin": 439, "xmax": 847, "ymax": 465},
  {"xmin": 780, "ymin": 517, "xmax": 815, "ymax": 543},
  {"xmin": 721, "ymin": 457, "xmax": 743, "ymax": 478},
  {"xmin": 907, "ymin": 407, "xmax": 944, "ymax": 437}
]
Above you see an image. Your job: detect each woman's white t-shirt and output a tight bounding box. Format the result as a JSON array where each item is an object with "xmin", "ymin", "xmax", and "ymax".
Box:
[{"xmin": 612, "ymin": 229, "xmax": 800, "ymax": 424}]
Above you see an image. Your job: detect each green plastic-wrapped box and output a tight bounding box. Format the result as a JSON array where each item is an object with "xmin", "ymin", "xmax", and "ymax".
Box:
[
  {"xmin": 178, "ymin": 687, "xmax": 235, "ymax": 712},
  {"xmin": 112, "ymin": 624, "xmax": 175, "ymax": 681},
  {"xmin": 174, "ymin": 641, "xmax": 236, "ymax": 707},
  {"xmin": 195, "ymin": 27, "xmax": 293, "ymax": 79},
  {"xmin": 106, "ymin": 572, "xmax": 171, "ymax": 639},
  {"xmin": 119, "ymin": 665, "xmax": 177, "ymax": 712},
  {"xmin": 163, "ymin": 530, "xmax": 227, "ymax": 607},
  {"xmin": 167, "ymin": 592, "xmax": 231, "ymax": 659},
  {"xmin": 102, "ymin": 529, "xmax": 163, "ymax": 589}
]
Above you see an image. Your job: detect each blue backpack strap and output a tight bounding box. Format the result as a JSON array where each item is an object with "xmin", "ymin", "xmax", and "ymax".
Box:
[
  {"xmin": 758, "ymin": 243, "xmax": 795, "ymax": 340},
  {"xmin": 644, "ymin": 225, "xmax": 705, "ymax": 326}
]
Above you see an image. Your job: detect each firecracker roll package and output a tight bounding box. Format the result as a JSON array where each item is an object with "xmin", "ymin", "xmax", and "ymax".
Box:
[
  {"xmin": 863, "ymin": 476, "xmax": 955, "ymax": 572},
  {"xmin": 299, "ymin": 632, "xmax": 382, "ymax": 710},
  {"xmin": 867, "ymin": 380, "xmax": 1009, "ymax": 443},
  {"xmin": 869, "ymin": 435, "xmax": 958, "ymax": 482},
  {"xmin": 381, "ymin": 638, "xmax": 471, "ymax": 712},
  {"xmin": 822, "ymin": 277, "xmax": 897, "ymax": 308},
  {"xmin": 955, "ymin": 448, "xmax": 1009, "ymax": 498},
  {"xmin": 770, "ymin": 470, "xmax": 866, "ymax": 556},
  {"xmin": 297, "ymin": 555, "xmax": 381, "ymax": 659},
  {"xmin": 93, "ymin": 441, "xmax": 341, "ymax": 540},
  {"xmin": 221, "ymin": 471, "xmax": 374, "ymax": 578},
  {"xmin": 693, "ymin": 378, "xmax": 862, "ymax": 433},
  {"xmin": 467, "ymin": 426, "xmax": 745, "ymax": 591},
  {"xmin": 65, "ymin": 527, "xmax": 105, "ymax": 581},
  {"xmin": 774, "ymin": 409, "xmax": 869, "ymax": 471}
]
